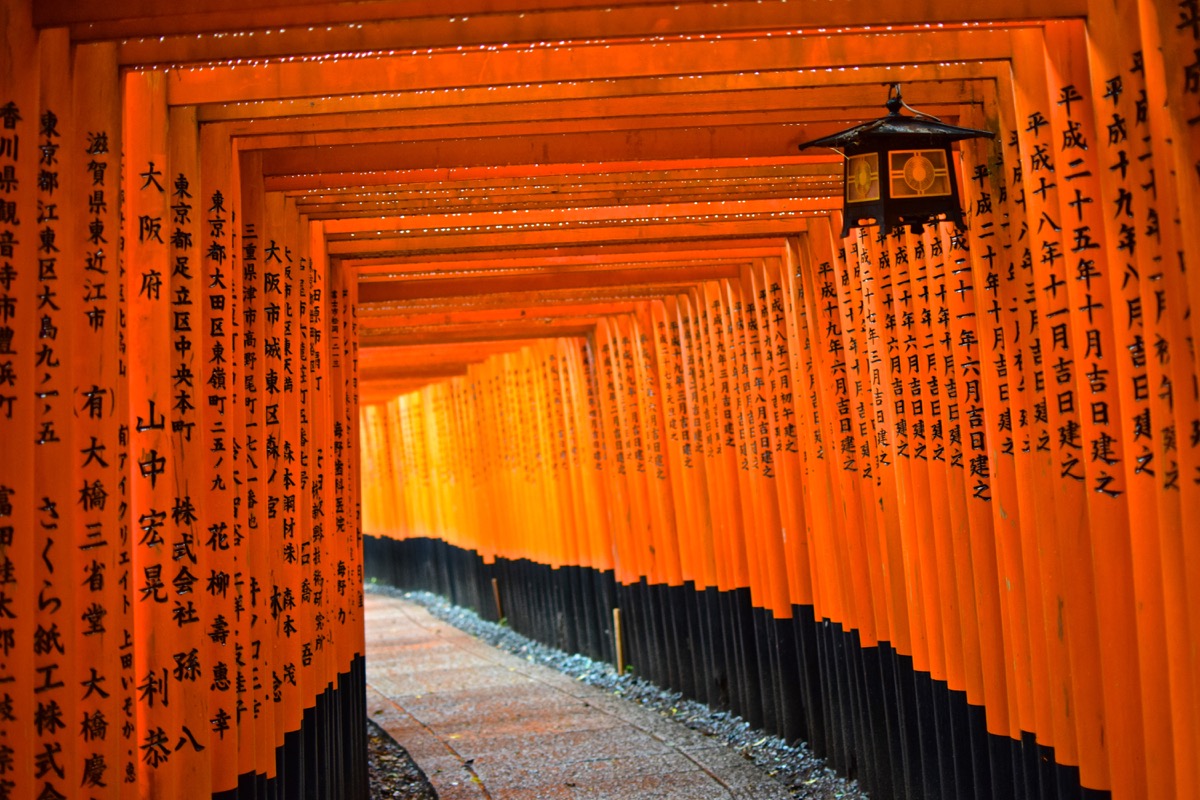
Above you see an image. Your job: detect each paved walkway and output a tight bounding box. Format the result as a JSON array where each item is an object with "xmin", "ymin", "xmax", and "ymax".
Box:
[{"xmin": 365, "ymin": 592, "xmax": 793, "ymax": 800}]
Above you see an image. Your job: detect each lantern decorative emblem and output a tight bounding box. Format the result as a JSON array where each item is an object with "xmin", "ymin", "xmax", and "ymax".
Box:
[{"xmin": 799, "ymin": 84, "xmax": 994, "ymax": 237}]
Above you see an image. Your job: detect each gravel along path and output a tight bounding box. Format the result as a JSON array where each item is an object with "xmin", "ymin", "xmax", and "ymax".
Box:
[
  {"xmin": 366, "ymin": 584, "xmax": 867, "ymax": 800},
  {"xmin": 368, "ymin": 718, "xmax": 437, "ymax": 800}
]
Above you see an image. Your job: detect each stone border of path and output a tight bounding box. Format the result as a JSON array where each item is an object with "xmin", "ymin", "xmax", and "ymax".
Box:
[{"xmin": 366, "ymin": 591, "xmax": 798, "ymax": 800}]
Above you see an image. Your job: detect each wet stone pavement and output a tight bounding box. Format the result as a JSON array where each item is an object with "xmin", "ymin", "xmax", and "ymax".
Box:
[{"xmin": 366, "ymin": 591, "xmax": 796, "ymax": 800}]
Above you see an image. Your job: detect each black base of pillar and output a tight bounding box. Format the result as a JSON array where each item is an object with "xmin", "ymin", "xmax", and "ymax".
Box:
[{"xmin": 212, "ymin": 654, "xmax": 368, "ymax": 800}]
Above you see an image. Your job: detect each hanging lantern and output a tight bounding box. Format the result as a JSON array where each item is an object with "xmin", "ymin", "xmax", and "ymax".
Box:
[{"xmin": 799, "ymin": 84, "xmax": 994, "ymax": 237}]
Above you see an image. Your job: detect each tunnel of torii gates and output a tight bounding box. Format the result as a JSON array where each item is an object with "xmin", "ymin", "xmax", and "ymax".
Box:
[{"xmin": 0, "ymin": 0, "xmax": 1199, "ymax": 799}]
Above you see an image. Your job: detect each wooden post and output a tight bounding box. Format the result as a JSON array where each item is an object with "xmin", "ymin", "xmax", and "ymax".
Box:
[
  {"xmin": 613, "ymin": 607, "xmax": 625, "ymax": 675},
  {"xmin": 492, "ymin": 577, "xmax": 504, "ymax": 622}
]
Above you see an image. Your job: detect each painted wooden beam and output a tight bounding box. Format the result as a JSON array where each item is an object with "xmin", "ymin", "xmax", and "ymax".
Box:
[
  {"xmin": 39, "ymin": 0, "xmax": 1087, "ymax": 47},
  {"xmin": 164, "ymin": 29, "xmax": 1016, "ymax": 106},
  {"xmin": 199, "ymin": 62, "xmax": 1005, "ymax": 123}
]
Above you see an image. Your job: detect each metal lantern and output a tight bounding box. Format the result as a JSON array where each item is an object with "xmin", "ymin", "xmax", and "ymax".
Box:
[{"xmin": 799, "ymin": 84, "xmax": 994, "ymax": 237}]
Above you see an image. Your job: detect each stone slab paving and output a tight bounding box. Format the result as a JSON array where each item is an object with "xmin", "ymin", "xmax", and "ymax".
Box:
[{"xmin": 366, "ymin": 592, "xmax": 794, "ymax": 800}]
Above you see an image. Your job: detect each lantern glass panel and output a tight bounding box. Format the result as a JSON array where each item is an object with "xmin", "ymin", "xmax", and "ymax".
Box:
[
  {"xmin": 888, "ymin": 149, "xmax": 951, "ymax": 199},
  {"xmin": 845, "ymin": 152, "xmax": 880, "ymax": 203}
]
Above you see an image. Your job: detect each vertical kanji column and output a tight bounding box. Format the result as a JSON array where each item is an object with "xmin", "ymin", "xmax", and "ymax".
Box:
[
  {"xmin": 226, "ymin": 146, "xmax": 263, "ymax": 785},
  {"xmin": 32, "ymin": 26, "xmax": 77, "ymax": 800},
  {"xmin": 265, "ymin": 191, "xmax": 300, "ymax": 783},
  {"xmin": 199, "ymin": 123, "xmax": 241, "ymax": 794},
  {"xmin": 327, "ymin": 248, "xmax": 364, "ymax": 798},
  {"xmin": 938, "ymin": 213, "xmax": 1012, "ymax": 787},
  {"xmin": 990, "ymin": 66, "xmax": 1077, "ymax": 786},
  {"xmin": 958, "ymin": 96, "xmax": 1038, "ymax": 790},
  {"xmin": 165, "ymin": 103, "xmax": 210, "ymax": 798},
  {"xmin": 783, "ymin": 232, "xmax": 843, "ymax": 758},
  {"xmin": 305, "ymin": 215, "xmax": 336, "ymax": 784},
  {"xmin": 758, "ymin": 258, "xmax": 814, "ymax": 614}
]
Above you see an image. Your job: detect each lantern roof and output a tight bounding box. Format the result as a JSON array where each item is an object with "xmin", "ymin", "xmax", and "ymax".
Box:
[{"xmin": 798, "ymin": 88, "xmax": 994, "ymax": 152}]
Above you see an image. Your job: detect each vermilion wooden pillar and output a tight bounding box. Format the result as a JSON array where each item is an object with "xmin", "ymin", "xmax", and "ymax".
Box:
[
  {"xmin": 168, "ymin": 100, "xmax": 213, "ymax": 800},
  {"xmin": 1008, "ymin": 28, "xmax": 1098, "ymax": 786},
  {"xmin": 29, "ymin": 24, "xmax": 80, "ymax": 799},
  {"xmin": 241, "ymin": 147, "xmax": 280, "ymax": 788},
  {"xmin": 123, "ymin": 66, "xmax": 188, "ymax": 800},
  {"xmin": 71, "ymin": 39, "xmax": 125, "ymax": 800},
  {"xmin": 797, "ymin": 219, "xmax": 844, "ymax": 642},
  {"xmin": 958, "ymin": 97, "xmax": 1034, "ymax": 744},
  {"xmin": 0, "ymin": 8, "xmax": 40, "ymax": 798},
  {"xmin": 200, "ymin": 121, "xmax": 243, "ymax": 795},
  {"xmin": 1136, "ymin": 7, "xmax": 1200, "ymax": 791}
]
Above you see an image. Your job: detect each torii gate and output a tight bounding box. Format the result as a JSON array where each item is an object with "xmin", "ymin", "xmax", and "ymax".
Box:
[{"xmin": 1, "ymin": 1, "xmax": 1199, "ymax": 799}]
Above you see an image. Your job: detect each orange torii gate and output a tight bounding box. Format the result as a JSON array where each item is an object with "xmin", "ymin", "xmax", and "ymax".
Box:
[
  {"xmin": 2, "ymin": 6, "xmax": 368, "ymax": 799},
  {"xmin": 1, "ymin": 2, "xmax": 1199, "ymax": 800}
]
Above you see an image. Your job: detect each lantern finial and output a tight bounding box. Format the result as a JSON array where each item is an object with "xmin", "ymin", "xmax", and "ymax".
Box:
[
  {"xmin": 885, "ymin": 83, "xmax": 903, "ymax": 115},
  {"xmin": 798, "ymin": 84, "xmax": 995, "ymax": 237}
]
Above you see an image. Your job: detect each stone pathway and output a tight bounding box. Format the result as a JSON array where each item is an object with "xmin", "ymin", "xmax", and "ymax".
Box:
[{"xmin": 366, "ymin": 592, "xmax": 793, "ymax": 800}]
